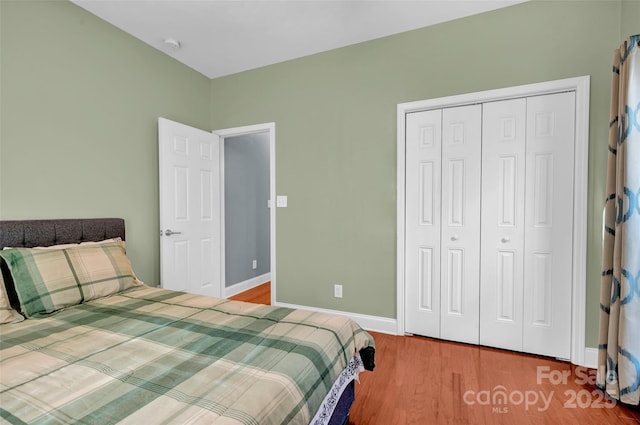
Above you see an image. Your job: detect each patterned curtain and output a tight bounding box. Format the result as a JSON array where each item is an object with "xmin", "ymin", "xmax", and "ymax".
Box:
[{"xmin": 597, "ymin": 34, "xmax": 640, "ymax": 405}]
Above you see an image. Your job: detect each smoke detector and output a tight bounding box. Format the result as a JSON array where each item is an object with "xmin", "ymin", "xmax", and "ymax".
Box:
[{"xmin": 163, "ymin": 38, "xmax": 181, "ymax": 50}]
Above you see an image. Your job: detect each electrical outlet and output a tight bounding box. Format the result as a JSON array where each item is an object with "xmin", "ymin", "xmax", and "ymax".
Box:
[
  {"xmin": 334, "ymin": 284, "xmax": 343, "ymax": 298},
  {"xmin": 252, "ymin": 260, "xmax": 257, "ymax": 270}
]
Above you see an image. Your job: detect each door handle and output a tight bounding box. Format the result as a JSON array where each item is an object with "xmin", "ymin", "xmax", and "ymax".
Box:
[
  {"xmin": 501, "ymin": 236, "xmax": 510, "ymax": 243},
  {"xmin": 450, "ymin": 235, "xmax": 459, "ymax": 241},
  {"xmin": 165, "ymin": 229, "xmax": 182, "ymax": 236}
]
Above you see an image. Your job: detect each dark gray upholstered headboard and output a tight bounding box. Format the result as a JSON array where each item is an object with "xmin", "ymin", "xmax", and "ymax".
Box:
[{"xmin": 0, "ymin": 218, "xmax": 125, "ymax": 249}]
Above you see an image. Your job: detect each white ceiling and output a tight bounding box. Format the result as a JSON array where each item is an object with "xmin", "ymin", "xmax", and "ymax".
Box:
[{"xmin": 71, "ymin": 0, "xmax": 526, "ymax": 79}]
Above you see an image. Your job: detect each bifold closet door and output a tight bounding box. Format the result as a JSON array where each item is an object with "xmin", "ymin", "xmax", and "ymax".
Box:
[
  {"xmin": 480, "ymin": 98, "xmax": 527, "ymax": 352},
  {"xmin": 405, "ymin": 109, "xmax": 442, "ymax": 338},
  {"xmin": 404, "ymin": 105, "xmax": 481, "ymax": 343},
  {"xmin": 480, "ymin": 92, "xmax": 575, "ymax": 359},
  {"xmin": 440, "ymin": 105, "xmax": 481, "ymax": 344},
  {"xmin": 522, "ymin": 92, "xmax": 574, "ymax": 359},
  {"xmin": 406, "ymin": 90, "xmax": 576, "ymax": 359}
]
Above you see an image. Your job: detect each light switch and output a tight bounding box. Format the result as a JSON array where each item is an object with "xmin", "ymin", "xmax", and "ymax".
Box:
[{"xmin": 276, "ymin": 196, "xmax": 288, "ymax": 208}]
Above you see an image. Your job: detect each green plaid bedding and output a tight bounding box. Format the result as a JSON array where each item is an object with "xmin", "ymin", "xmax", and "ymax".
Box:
[{"xmin": 0, "ymin": 286, "xmax": 374, "ymax": 424}]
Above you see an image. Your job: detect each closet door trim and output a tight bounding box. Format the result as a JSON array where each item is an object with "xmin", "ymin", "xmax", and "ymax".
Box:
[{"xmin": 396, "ymin": 75, "xmax": 590, "ymax": 366}]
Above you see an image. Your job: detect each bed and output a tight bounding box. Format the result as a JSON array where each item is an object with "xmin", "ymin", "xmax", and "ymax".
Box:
[{"xmin": 0, "ymin": 218, "xmax": 375, "ymax": 424}]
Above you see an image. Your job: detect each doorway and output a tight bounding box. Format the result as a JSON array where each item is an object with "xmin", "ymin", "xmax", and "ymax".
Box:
[
  {"xmin": 222, "ymin": 131, "xmax": 271, "ymax": 297},
  {"xmin": 215, "ymin": 123, "xmax": 276, "ymax": 302}
]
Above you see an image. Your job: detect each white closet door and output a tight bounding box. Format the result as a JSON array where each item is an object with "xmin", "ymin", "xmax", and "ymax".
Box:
[
  {"xmin": 405, "ymin": 109, "xmax": 442, "ymax": 338},
  {"xmin": 523, "ymin": 92, "xmax": 575, "ymax": 359},
  {"xmin": 440, "ymin": 105, "xmax": 482, "ymax": 344},
  {"xmin": 404, "ymin": 92, "xmax": 575, "ymax": 358},
  {"xmin": 480, "ymin": 98, "xmax": 527, "ymax": 351}
]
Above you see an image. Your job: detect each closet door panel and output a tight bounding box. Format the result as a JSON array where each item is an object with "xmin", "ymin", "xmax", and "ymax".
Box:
[
  {"xmin": 440, "ymin": 105, "xmax": 481, "ymax": 344},
  {"xmin": 480, "ymin": 99, "xmax": 526, "ymax": 351},
  {"xmin": 523, "ymin": 92, "xmax": 575, "ymax": 359},
  {"xmin": 405, "ymin": 109, "xmax": 442, "ymax": 338}
]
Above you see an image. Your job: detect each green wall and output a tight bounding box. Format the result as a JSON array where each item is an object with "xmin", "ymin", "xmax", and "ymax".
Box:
[
  {"xmin": 0, "ymin": 0, "xmax": 211, "ymax": 284},
  {"xmin": 209, "ymin": 0, "xmax": 624, "ymax": 347},
  {"xmin": 621, "ymin": 1, "xmax": 640, "ymax": 39}
]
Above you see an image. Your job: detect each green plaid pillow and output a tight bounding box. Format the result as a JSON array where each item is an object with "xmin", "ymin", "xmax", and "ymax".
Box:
[
  {"xmin": 0, "ymin": 241, "xmax": 142, "ymax": 318},
  {"xmin": 0, "ymin": 259, "xmax": 24, "ymax": 324}
]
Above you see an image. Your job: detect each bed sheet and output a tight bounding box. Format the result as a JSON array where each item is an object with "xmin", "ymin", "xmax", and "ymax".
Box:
[{"xmin": 0, "ymin": 286, "xmax": 374, "ymax": 425}]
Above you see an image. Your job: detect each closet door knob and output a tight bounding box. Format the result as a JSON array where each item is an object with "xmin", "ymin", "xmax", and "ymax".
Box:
[
  {"xmin": 501, "ymin": 236, "xmax": 510, "ymax": 243},
  {"xmin": 451, "ymin": 235, "xmax": 459, "ymax": 241}
]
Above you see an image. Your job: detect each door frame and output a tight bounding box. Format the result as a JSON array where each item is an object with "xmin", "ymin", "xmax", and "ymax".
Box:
[
  {"xmin": 396, "ymin": 76, "xmax": 591, "ymax": 366},
  {"xmin": 214, "ymin": 123, "xmax": 276, "ymax": 303}
]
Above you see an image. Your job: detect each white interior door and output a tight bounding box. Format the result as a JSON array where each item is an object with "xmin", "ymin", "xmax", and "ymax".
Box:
[
  {"xmin": 158, "ymin": 117, "xmax": 221, "ymax": 297},
  {"xmin": 404, "ymin": 109, "xmax": 442, "ymax": 338},
  {"xmin": 480, "ymin": 98, "xmax": 527, "ymax": 351},
  {"xmin": 440, "ymin": 105, "xmax": 481, "ymax": 344},
  {"xmin": 522, "ymin": 92, "xmax": 575, "ymax": 359}
]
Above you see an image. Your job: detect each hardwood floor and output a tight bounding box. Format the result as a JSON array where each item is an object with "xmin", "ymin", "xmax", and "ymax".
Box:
[
  {"xmin": 230, "ymin": 283, "xmax": 640, "ymax": 424},
  {"xmin": 348, "ymin": 333, "xmax": 640, "ymax": 425},
  {"xmin": 228, "ymin": 281, "xmax": 271, "ymax": 303}
]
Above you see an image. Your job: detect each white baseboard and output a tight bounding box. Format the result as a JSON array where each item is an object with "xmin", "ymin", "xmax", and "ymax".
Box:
[
  {"xmin": 273, "ymin": 301, "xmax": 398, "ymax": 335},
  {"xmin": 224, "ymin": 273, "xmax": 271, "ymax": 298},
  {"xmin": 583, "ymin": 347, "xmax": 598, "ymax": 369}
]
